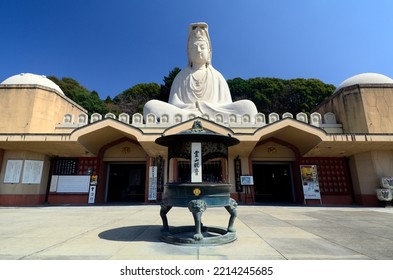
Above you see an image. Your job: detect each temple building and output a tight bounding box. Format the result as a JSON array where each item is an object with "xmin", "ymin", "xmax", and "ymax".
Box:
[
  {"xmin": 1, "ymin": 72, "xmax": 393, "ymax": 206},
  {"xmin": 2, "ymin": 22, "xmax": 393, "ymax": 207}
]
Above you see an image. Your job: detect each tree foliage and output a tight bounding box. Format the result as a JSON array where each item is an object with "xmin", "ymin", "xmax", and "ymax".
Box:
[
  {"xmin": 113, "ymin": 83, "xmax": 161, "ymax": 115},
  {"xmin": 48, "ymin": 68, "xmax": 335, "ymax": 118},
  {"xmin": 228, "ymin": 77, "xmax": 335, "ymax": 115},
  {"xmin": 111, "ymin": 67, "xmax": 180, "ymax": 115},
  {"xmin": 160, "ymin": 67, "xmax": 181, "ymax": 102},
  {"xmin": 47, "ymin": 76, "xmax": 109, "ymax": 115}
]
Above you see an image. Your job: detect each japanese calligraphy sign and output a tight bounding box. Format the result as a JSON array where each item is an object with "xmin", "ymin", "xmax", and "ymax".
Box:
[{"xmin": 191, "ymin": 142, "xmax": 202, "ymax": 182}]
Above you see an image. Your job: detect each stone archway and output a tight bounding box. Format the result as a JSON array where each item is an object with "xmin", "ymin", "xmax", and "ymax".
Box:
[{"xmin": 250, "ymin": 138, "xmax": 303, "ymax": 204}]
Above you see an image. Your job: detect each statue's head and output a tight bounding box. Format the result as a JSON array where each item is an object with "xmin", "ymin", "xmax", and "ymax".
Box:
[{"xmin": 187, "ymin": 22, "xmax": 212, "ymax": 67}]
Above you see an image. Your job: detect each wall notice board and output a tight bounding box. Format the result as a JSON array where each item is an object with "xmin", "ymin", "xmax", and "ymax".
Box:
[
  {"xmin": 56, "ymin": 175, "xmax": 91, "ymax": 193},
  {"xmin": 22, "ymin": 160, "xmax": 44, "ymax": 184},
  {"xmin": 4, "ymin": 160, "xmax": 23, "ymax": 183},
  {"xmin": 4, "ymin": 160, "xmax": 44, "ymax": 184}
]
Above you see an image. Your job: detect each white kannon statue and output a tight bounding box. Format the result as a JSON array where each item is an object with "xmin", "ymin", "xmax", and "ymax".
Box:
[{"xmin": 143, "ymin": 22, "xmax": 258, "ymax": 124}]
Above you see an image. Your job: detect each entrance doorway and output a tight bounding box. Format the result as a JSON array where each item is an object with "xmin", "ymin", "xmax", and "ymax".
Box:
[
  {"xmin": 252, "ymin": 162, "xmax": 294, "ymax": 203},
  {"xmin": 106, "ymin": 163, "xmax": 146, "ymax": 203}
]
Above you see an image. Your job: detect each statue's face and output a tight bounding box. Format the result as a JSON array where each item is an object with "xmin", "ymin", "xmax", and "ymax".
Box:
[{"xmin": 189, "ymin": 39, "xmax": 209, "ymax": 65}]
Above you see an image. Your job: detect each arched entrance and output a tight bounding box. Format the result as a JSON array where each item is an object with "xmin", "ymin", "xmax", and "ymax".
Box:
[
  {"xmin": 97, "ymin": 138, "xmax": 148, "ymax": 204},
  {"xmin": 250, "ymin": 138, "xmax": 300, "ymax": 204}
]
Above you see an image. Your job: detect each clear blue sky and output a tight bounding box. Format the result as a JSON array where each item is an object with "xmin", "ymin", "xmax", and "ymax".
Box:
[{"xmin": 1, "ymin": 0, "xmax": 392, "ymax": 99}]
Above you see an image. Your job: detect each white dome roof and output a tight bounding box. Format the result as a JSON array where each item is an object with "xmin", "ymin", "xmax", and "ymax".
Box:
[
  {"xmin": 1, "ymin": 73, "xmax": 64, "ymax": 95},
  {"xmin": 335, "ymin": 73, "xmax": 393, "ymax": 93}
]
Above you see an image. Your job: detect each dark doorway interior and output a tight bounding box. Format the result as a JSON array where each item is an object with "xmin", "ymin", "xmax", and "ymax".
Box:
[
  {"xmin": 177, "ymin": 160, "xmax": 222, "ymax": 182},
  {"xmin": 252, "ymin": 162, "xmax": 294, "ymax": 203},
  {"xmin": 107, "ymin": 163, "xmax": 146, "ymax": 203}
]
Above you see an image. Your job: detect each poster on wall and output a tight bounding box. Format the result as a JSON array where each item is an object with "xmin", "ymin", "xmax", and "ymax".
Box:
[
  {"xmin": 4, "ymin": 160, "xmax": 23, "ymax": 183},
  {"xmin": 88, "ymin": 185, "xmax": 96, "ymax": 204},
  {"xmin": 88, "ymin": 175, "xmax": 98, "ymax": 204},
  {"xmin": 22, "ymin": 160, "xmax": 44, "ymax": 184},
  {"xmin": 240, "ymin": 175, "xmax": 254, "ymax": 185},
  {"xmin": 300, "ymin": 165, "xmax": 321, "ymax": 201},
  {"xmin": 148, "ymin": 166, "xmax": 157, "ymax": 200},
  {"xmin": 191, "ymin": 142, "xmax": 202, "ymax": 183},
  {"xmin": 90, "ymin": 175, "xmax": 98, "ymax": 185}
]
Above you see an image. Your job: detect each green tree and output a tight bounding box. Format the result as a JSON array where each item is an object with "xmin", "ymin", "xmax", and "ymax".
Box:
[
  {"xmin": 47, "ymin": 76, "xmax": 109, "ymax": 115},
  {"xmin": 48, "ymin": 72, "xmax": 335, "ymax": 119},
  {"xmin": 227, "ymin": 77, "xmax": 251, "ymax": 100},
  {"xmin": 227, "ymin": 77, "xmax": 334, "ymax": 115},
  {"xmin": 113, "ymin": 83, "xmax": 161, "ymax": 115},
  {"xmin": 104, "ymin": 96, "xmax": 113, "ymax": 104},
  {"xmin": 159, "ymin": 67, "xmax": 181, "ymax": 102},
  {"xmin": 280, "ymin": 78, "xmax": 335, "ymax": 115}
]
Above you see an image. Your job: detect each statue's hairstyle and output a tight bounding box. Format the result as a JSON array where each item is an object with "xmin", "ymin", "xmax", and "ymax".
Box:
[{"xmin": 187, "ymin": 22, "xmax": 212, "ymax": 67}]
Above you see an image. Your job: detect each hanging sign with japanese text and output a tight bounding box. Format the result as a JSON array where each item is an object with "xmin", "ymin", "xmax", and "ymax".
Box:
[
  {"xmin": 148, "ymin": 166, "xmax": 158, "ymax": 200},
  {"xmin": 191, "ymin": 142, "xmax": 202, "ymax": 182}
]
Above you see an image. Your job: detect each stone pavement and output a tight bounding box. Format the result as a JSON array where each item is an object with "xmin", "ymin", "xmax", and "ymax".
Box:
[{"xmin": 0, "ymin": 204, "xmax": 393, "ymax": 260}]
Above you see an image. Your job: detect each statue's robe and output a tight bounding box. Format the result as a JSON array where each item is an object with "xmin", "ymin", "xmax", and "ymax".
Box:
[{"xmin": 143, "ymin": 65, "xmax": 258, "ymax": 123}]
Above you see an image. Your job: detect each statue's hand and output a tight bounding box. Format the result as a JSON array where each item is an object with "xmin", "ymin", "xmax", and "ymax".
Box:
[{"xmin": 195, "ymin": 101, "xmax": 206, "ymax": 113}]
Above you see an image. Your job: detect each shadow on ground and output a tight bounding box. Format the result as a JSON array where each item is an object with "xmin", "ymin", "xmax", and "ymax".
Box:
[{"xmin": 98, "ymin": 225, "xmax": 162, "ymax": 242}]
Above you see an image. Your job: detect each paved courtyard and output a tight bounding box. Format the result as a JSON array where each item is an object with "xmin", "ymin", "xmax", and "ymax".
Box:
[{"xmin": 0, "ymin": 204, "xmax": 392, "ymax": 260}]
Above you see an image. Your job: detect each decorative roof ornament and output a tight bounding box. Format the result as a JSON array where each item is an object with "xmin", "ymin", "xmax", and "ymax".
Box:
[{"xmin": 191, "ymin": 120, "xmax": 204, "ymax": 133}]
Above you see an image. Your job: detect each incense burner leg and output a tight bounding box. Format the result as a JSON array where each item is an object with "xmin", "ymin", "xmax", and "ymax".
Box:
[
  {"xmin": 188, "ymin": 199, "xmax": 207, "ymax": 240},
  {"xmin": 160, "ymin": 199, "xmax": 172, "ymax": 232},
  {"xmin": 225, "ymin": 198, "xmax": 238, "ymax": 232}
]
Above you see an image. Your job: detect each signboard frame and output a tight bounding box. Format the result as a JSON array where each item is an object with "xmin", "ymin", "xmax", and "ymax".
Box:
[
  {"xmin": 300, "ymin": 165, "xmax": 322, "ymax": 204},
  {"xmin": 56, "ymin": 175, "xmax": 91, "ymax": 193},
  {"xmin": 240, "ymin": 175, "xmax": 254, "ymax": 185},
  {"xmin": 3, "ymin": 160, "xmax": 23, "ymax": 183},
  {"xmin": 148, "ymin": 166, "xmax": 158, "ymax": 201},
  {"xmin": 191, "ymin": 142, "xmax": 202, "ymax": 183},
  {"xmin": 22, "ymin": 160, "xmax": 44, "ymax": 184}
]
